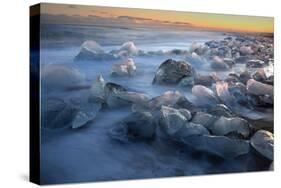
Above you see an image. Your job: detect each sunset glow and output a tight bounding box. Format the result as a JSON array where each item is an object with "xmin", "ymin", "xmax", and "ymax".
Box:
[{"xmin": 41, "ymin": 3, "xmax": 273, "ymax": 33}]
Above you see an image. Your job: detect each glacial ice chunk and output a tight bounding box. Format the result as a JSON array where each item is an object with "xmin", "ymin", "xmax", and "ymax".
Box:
[
  {"xmin": 89, "ymin": 75, "xmax": 106, "ymax": 103},
  {"xmin": 81, "ymin": 40, "xmax": 104, "ymax": 54},
  {"xmin": 72, "ymin": 103, "xmax": 101, "ymax": 129},
  {"xmin": 111, "ymin": 58, "xmax": 136, "ymax": 76},
  {"xmin": 118, "ymin": 41, "xmax": 139, "ymax": 56},
  {"xmin": 41, "ymin": 64, "xmax": 85, "ymax": 91}
]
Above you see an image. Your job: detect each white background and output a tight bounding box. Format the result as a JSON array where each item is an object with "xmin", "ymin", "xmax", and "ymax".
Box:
[{"xmin": 0, "ymin": 0, "xmax": 279, "ymax": 187}]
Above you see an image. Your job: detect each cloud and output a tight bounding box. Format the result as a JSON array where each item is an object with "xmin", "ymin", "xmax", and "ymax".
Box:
[
  {"xmin": 116, "ymin": 15, "xmax": 193, "ymax": 27},
  {"xmin": 117, "ymin": 16, "xmax": 153, "ymax": 21},
  {"xmin": 87, "ymin": 15, "xmax": 101, "ymax": 18},
  {"xmin": 41, "ymin": 13, "xmax": 194, "ymax": 29},
  {"xmin": 173, "ymin": 21, "xmax": 192, "ymax": 26}
]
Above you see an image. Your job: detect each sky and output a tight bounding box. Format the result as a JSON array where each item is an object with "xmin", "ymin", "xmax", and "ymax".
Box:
[{"xmin": 41, "ymin": 3, "xmax": 274, "ymax": 33}]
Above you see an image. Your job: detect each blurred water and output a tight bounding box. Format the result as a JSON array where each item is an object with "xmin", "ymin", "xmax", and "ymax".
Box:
[
  {"xmin": 40, "ymin": 24, "xmax": 267, "ymax": 184},
  {"xmin": 41, "ymin": 23, "xmax": 224, "ymax": 47}
]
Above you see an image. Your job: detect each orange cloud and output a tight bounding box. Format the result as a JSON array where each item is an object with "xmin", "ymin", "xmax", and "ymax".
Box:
[{"xmin": 41, "ymin": 3, "xmax": 273, "ymax": 33}]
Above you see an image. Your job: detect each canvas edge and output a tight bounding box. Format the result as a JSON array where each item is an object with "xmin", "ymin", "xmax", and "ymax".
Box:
[{"xmin": 29, "ymin": 3, "xmax": 41, "ymax": 185}]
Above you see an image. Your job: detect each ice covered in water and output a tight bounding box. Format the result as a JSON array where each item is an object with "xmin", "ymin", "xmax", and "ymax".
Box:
[
  {"xmin": 39, "ymin": 22, "xmax": 274, "ymax": 183},
  {"xmin": 89, "ymin": 75, "xmax": 106, "ymax": 103},
  {"xmin": 111, "ymin": 58, "xmax": 137, "ymax": 76},
  {"xmin": 119, "ymin": 41, "xmax": 139, "ymax": 56},
  {"xmin": 72, "ymin": 102, "xmax": 102, "ymax": 129},
  {"xmin": 41, "ymin": 98, "xmax": 78, "ymax": 129},
  {"xmin": 75, "ymin": 40, "xmax": 119, "ymax": 61},
  {"xmin": 41, "ymin": 64, "xmax": 85, "ymax": 91},
  {"xmin": 81, "ymin": 40, "xmax": 104, "ymax": 54},
  {"xmin": 189, "ymin": 42, "xmax": 209, "ymax": 55}
]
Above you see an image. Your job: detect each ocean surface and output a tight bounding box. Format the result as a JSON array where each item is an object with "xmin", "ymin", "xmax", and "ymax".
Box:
[{"xmin": 39, "ymin": 24, "xmax": 269, "ymax": 184}]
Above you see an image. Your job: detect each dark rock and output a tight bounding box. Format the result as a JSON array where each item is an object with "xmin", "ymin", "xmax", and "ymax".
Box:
[
  {"xmin": 252, "ymin": 69, "xmax": 267, "ymax": 83},
  {"xmin": 228, "ymin": 82, "xmax": 248, "ymax": 106},
  {"xmin": 175, "ymin": 122, "xmax": 210, "ymax": 140},
  {"xmin": 192, "ymin": 85, "xmax": 218, "ymax": 107},
  {"xmin": 104, "ymin": 82, "xmax": 128, "ymax": 108},
  {"xmin": 223, "ymin": 58, "xmax": 235, "ymax": 67},
  {"xmin": 246, "ymin": 59, "xmax": 265, "ymax": 68},
  {"xmin": 208, "ymin": 104, "xmax": 235, "ymax": 118},
  {"xmin": 247, "ymin": 94, "xmax": 273, "ymax": 108},
  {"xmin": 182, "ymin": 135, "xmax": 250, "ymax": 158},
  {"xmin": 239, "ymin": 71, "xmax": 252, "ymax": 85},
  {"xmin": 266, "ymin": 75, "xmax": 274, "ymax": 85},
  {"xmin": 225, "ymin": 73, "xmax": 239, "ymax": 85},
  {"xmin": 152, "ymin": 59, "xmax": 196, "ymax": 85},
  {"xmin": 192, "ymin": 112, "xmax": 218, "ymax": 129},
  {"xmin": 104, "ymin": 82, "xmax": 127, "ymax": 95},
  {"xmin": 205, "ymin": 40, "xmax": 220, "ymax": 48},
  {"xmin": 259, "ymin": 95, "xmax": 273, "ymax": 105},
  {"xmin": 246, "ymin": 79, "xmax": 273, "ymax": 96},
  {"xmin": 178, "ymin": 76, "xmax": 194, "ymax": 87},
  {"xmin": 173, "ymin": 95, "xmax": 197, "ymax": 113},
  {"xmin": 158, "ymin": 106, "xmax": 189, "ymax": 138},
  {"xmin": 211, "ymin": 116, "xmax": 251, "ymax": 138},
  {"xmin": 159, "ymin": 106, "xmax": 208, "ymax": 139},
  {"xmin": 235, "ymin": 56, "xmax": 252, "ymax": 64},
  {"xmin": 217, "ymin": 47, "xmax": 232, "ymax": 58},
  {"xmin": 224, "ymin": 36, "xmax": 232, "ymax": 40},
  {"xmin": 250, "ymin": 130, "xmax": 273, "ymax": 160},
  {"xmin": 211, "ymin": 56, "xmax": 230, "ymax": 70},
  {"xmin": 124, "ymin": 112, "xmax": 156, "ymax": 139},
  {"xmin": 110, "ymin": 112, "xmax": 156, "ymax": 140},
  {"xmin": 170, "ymin": 49, "xmax": 189, "ymax": 55},
  {"xmin": 194, "ymin": 75, "xmax": 216, "ymax": 87}
]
